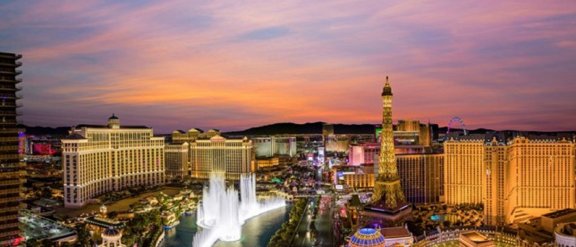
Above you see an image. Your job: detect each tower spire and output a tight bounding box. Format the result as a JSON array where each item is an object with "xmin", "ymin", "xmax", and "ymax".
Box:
[
  {"xmin": 361, "ymin": 76, "xmax": 411, "ymax": 227},
  {"xmin": 382, "ymin": 76, "xmax": 392, "ymax": 96}
]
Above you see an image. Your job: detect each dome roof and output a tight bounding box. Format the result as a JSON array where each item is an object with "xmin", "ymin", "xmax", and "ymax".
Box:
[
  {"xmin": 103, "ymin": 228, "xmax": 120, "ymax": 236},
  {"xmin": 348, "ymin": 228, "xmax": 386, "ymax": 247},
  {"xmin": 108, "ymin": 114, "xmax": 119, "ymax": 120}
]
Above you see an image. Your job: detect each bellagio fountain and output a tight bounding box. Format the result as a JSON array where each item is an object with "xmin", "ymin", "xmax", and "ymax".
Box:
[{"xmin": 193, "ymin": 173, "xmax": 286, "ymax": 247}]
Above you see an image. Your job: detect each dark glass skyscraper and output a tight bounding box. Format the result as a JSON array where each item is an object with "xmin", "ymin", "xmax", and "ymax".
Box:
[{"xmin": 0, "ymin": 52, "xmax": 23, "ymax": 246}]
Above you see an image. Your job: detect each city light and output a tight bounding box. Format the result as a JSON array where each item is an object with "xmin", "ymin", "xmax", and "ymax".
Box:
[{"xmin": 2, "ymin": 2, "xmax": 575, "ymax": 247}]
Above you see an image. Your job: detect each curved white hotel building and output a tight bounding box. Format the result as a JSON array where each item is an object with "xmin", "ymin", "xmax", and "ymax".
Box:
[{"xmin": 62, "ymin": 115, "xmax": 165, "ymax": 208}]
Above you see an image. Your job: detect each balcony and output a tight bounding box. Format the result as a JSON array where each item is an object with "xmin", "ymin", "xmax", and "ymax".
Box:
[
  {"xmin": 0, "ymin": 206, "xmax": 19, "ymax": 213},
  {"xmin": 0, "ymin": 62, "xmax": 22, "ymax": 67},
  {"xmin": 15, "ymin": 70, "xmax": 21, "ymax": 75},
  {"xmin": 0, "ymin": 179, "xmax": 20, "ymax": 186},
  {"xmin": 0, "ymin": 78, "xmax": 20, "ymax": 83},
  {"xmin": 0, "ymin": 120, "xmax": 18, "ymax": 125},
  {"xmin": 0, "ymin": 154, "xmax": 21, "ymax": 160},
  {"xmin": 0, "ymin": 104, "xmax": 17, "ymax": 108},
  {"xmin": 0, "ymin": 188, "xmax": 20, "ymax": 195},
  {"xmin": 0, "ymin": 111, "xmax": 19, "ymax": 117},
  {"xmin": 0, "ymin": 215, "xmax": 18, "ymax": 223},
  {"xmin": 0, "ymin": 145, "xmax": 18, "ymax": 151},
  {"xmin": 0, "ymin": 169, "xmax": 24, "ymax": 176},
  {"xmin": 0, "ymin": 197, "xmax": 20, "ymax": 204},
  {"xmin": 0, "ymin": 93, "xmax": 16, "ymax": 99},
  {"xmin": 0, "ymin": 137, "xmax": 18, "ymax": 142},
  {"xmin": 0, "ymin": 70, "xmax": 17, "ymax": 75},
  {"xmin": 0, "ymin": 86, "xmax": 18, "ymax": 92},
  {"xmin": 15, "ymin": 54, "xmax": 22, "ymax": 59}
]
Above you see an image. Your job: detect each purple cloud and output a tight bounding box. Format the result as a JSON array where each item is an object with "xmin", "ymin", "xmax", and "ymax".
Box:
[{"xmin": 1, "ymin": 1, "xmax": 575, "ymax": 133}]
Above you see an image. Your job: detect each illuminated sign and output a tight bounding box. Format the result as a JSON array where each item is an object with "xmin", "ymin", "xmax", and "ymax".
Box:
[{"xmin": 375, "ymin": 127, "xmax": 382, "ymax": 141}]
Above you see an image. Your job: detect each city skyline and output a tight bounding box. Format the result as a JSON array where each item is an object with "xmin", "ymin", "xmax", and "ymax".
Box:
[{"xmin": 1, "ymin": 1, "xmax": 576, "ymax": 132}]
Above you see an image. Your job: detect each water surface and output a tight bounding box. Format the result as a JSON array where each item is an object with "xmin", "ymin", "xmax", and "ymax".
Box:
[{"xmin": 165, "ymin": 206, "xmax": 289, "ymax": 247}]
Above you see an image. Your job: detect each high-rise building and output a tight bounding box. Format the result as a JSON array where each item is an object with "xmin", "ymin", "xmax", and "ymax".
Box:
[
  {"xmin": 0, "ymin": 52, "xmax": 24, "ymax": 245},
  {"xmin": 397, "ymin": 153, "xmax": 444, "ymax": 204},
  {"xmin": 62, "ymin": 115, "xmax": 165, "ymax": 208},
  {"xmin": 395, "ymin": 120, "xmax": 432, "ymax": 147},
  {"xmin": 444, "ymin": 137, "xmax": 486, "ymax": 205},
  {"xmin": 252, "ymin": 136, "xmax": 297, "ymax": 158},
  {"xmin": 189, "ymin": 135, "xmax": 253, "ymax": 180},
  {"xmin": 165, "ymin": 142, "xmax": 189, "ymax": 180},
  {"xmin": 339, "ymin": 152, "xmax": 444, "ymax": 204},
  {"xmin": 171, "ymin": 128, "xmax": 220, "ymax": 144},
  {"xmin": 325, "ymin": 134, "xmax": 351, "ymax": 153},
  {"xmin": 361, "ymin": 77, "xmax": 411, "ymax": 226},
  {"xmin": 169, "ymin": 129, "xmax": 254, "ymax": 180},
  {"xmin": 444, "ymin": 135, "xmax": 575, "ymax": 225},
  {"xmin": 484, "ymin": 137, "xmax": 508, "ymax": 226},
  {"xmin": 506, "ymin": 137, "xmax": 575, "ymax": 223}
]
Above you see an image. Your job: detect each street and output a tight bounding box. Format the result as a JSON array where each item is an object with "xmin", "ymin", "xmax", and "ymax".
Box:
[{"xmin": 292, "ymin": 194, "xmax": 335, "ymax": 247}]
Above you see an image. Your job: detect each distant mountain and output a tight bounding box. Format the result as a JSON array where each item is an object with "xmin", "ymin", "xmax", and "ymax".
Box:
[
  {"xmin": 225, "ymin": 122, "xmax": 377, "ymax": 136},
  {"xmin": 18, "ymin": 123, "xmax": 575, "ymax": 138},
  {"xmin": 225, "ymin": 122, "xmax": 324, "ymax": 136},
  {"xmin": 18, "ymin": 124, "xmax": 69, "ymax": 136},
  {"xmin": 332, "ymin": 123, "xmax": 377, "ymax": 134}
]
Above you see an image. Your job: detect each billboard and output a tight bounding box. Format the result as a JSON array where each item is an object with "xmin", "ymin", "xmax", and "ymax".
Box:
[{"xmin": 375, "ymin": 127, "xmax": 382, "ymax": 142}]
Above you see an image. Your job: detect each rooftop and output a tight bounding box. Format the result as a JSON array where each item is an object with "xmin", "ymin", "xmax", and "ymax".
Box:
[
  {"xmin": 460, "ymin": 231, "xmax": 491, "ymax": 243},
  {"xmin": 380, "ymin": 226, "xmax": 412, "ymax": 238},
  {"xmin": 63, "ymin": 133, "xmax": 86, "ymax": 139},
  {"xmin": 558, "ymin": 223, "xmax": 576, "ymax": 236},
  {"xmin": 86, "ymin": 216, "xmax": 124, "ymax": 229},
  {"xmin": 76, "ymin": 124, "xmax": 150, "ymax": 129},
  {"xmin": 348, "ymin": 228, "xmax": 386, "ymax": 247},
  {"xmin": 543, "ymin": 208, "xmax": 576, "ymax": 219}
]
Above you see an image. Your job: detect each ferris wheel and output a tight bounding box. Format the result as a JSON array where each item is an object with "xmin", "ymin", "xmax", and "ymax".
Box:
[{"xmin": 447, "ymin": 116, "xmax": 467, "ymax": 136}]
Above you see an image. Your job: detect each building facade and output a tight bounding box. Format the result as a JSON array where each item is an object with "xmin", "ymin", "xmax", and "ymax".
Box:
[
  {"xmin": 395, "ymin": 120, "xmax": 432, "ymax": 147},
  {"xmin": 0, "ymin": 52, "xmax": 24, "ymax": 245},
  {"xmin": 62, "ymin": 116, "xmax": 165, "ymax": 208},
  {"xmin": 507, "ymin": 137, "xmax": 575, "ymax": 223},
  {"xmin": 189, "ymin": 135, "xmax": 253, "ymax": 180},
  {"xmin": 252, "ymin": 136, "xmax": 297, "ymax": 158},
  {"xmin": 255, "ymin": 156, "xmax": 280, "ymax": 169},
  {"xmin": 444, "ymin": 136, "xmax": 575, "ymax": 225},
  {"xmin": 338, "ymin": 153, "xmax": 444, "ymax": 205},
  {"xmin": 348, "ymin": 143, "xmax": 379, "ymax": 166},
  {"xmin": 484, "ymin": 138, "xmax": 507, "ymax": 226},
  {"xmin": 165, "ymin": 142, "xmax": 189, "ymax": 180},
  {"xmin": 444, "ymin": 138, "xmax": 486, "ymax": 205},
  {"xmin": 325, "ymin": 134, "xmax": 351, "ymax": 153},
  {"xmin": 397, "ymin": 153, "xmax": 444, "ymax": 204},
  {"xmin": 172, "ymin": 128, "xmax": 220, "ymax": 144},
  {"xmin": 168, "ymin": 129, "xmax": 255, "ymax": 180}
]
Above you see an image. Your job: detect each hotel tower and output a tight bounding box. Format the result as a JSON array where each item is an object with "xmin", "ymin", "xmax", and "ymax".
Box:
[
  {"xmin": 0, "ymin": 52, "xmax": 24, "ymax": 245},
  {"xmin": 62, "ymin": 115, "xmax": 165, "ymax": 208},
  {"xmin": 445, "ymin": 135, "xmax": 575, "ymax": 225}
]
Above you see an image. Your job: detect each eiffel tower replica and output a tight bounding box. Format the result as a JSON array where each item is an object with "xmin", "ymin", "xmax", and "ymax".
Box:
[{"xmin": 360, "ymin": 76, "xmax": 412, "ymax": 227}]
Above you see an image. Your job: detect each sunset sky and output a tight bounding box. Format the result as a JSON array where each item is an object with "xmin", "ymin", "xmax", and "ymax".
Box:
[{"xmin": 1, "ymin": 1, "xmax": 576, "ymax": 133}]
